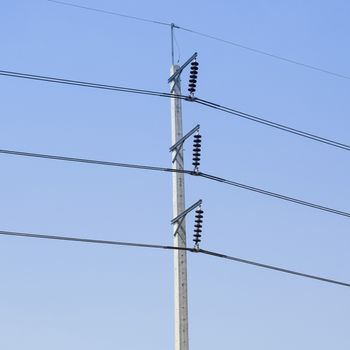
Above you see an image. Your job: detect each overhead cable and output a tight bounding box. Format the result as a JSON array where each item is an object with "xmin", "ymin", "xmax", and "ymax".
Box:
[
  {"xmin": 1, "ymin": 230, "xmax": 349, "ymax": 288},
  {"xmin": 0, "ymin": 69, "xmax": 187, "ymax": 100},
  {"xmin": 1, "ymin": 148, "xmax": 349, "ymax": 219},
  {"xmin": 177, "ymin": 27, "xmax": 350, "ymax": 81},
  {"xmin": 1, "ymin": 69, "xmax": 348, "ymax": 152},
  {"xmin": 193, "ymin": 97, "xmax": 350, "ymax": 151},
  {"xmin": 0, "ymin": 230, "xmax": 192, "ymax": 251},
  {"xmin": 199, "ymin": 249, "xmax": 350, "ymax": 288},
  {"xmin": 47, "ymin": 0, "xmax": 171, "ymax": 26},
  {"xmin": 48, "ymin": 0, "xmax": 350, "ymax": 82}
]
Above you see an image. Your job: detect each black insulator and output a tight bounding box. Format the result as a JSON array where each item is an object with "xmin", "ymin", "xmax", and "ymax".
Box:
[
  {"xmin": 188, "ymin": 88, "xmax": 196, "ymax": 93},
  {"xmin": 189, "ymin": 79, "xmax": 197, "ymax": 84},
  {"xmin": 190, "ymin": 74, "xmax": 197, "ymax": 79},
  {"xmin": 188, "ymin": 83, "xmax": 197, "ymax": 88},
  {"xmin": 195, "ymin": 215, "xmax": 203, "ymax": 220},
  {"xmin": 194, "ymin": 134, "xmax": 202, "ymax": 139},
  {"xmin": 196, "ymin": 209, "xmax": 203, "ymax": 214},
  {"xmin": 191, "ymin": 61, "xmax": 199, "ymax": 67},
  {"xmin": 190, "ymin": 67, "xmax": 199, "ymax": 73}
]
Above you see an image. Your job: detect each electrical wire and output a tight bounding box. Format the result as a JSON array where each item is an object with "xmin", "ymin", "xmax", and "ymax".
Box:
[
  {"xmin": 0, "ymin": 148, "xmax": 194, "ymax": 175},
  {"xmin": 0, "ymin": 230, "xmax": 192, "ymax": 251},
  {"xmin": 1, "ymin": 69, "xmax": 349, "ymax": 152},
  {"xmin": 0, "ymin": 69, "xmax": 187, "ymax": 100},
  {"xmin": 47, "ymin": 0, "xmax": 350, "ymax": 82},
  {"xmin": 1, "ymin": 148, "xmax": 349, "ymax": 219},
  {"xmin": 198, "ymin": 249, "xmax": 350, "ymax": 288},
  {"xmin": 0, "ymin": 230, "xmax": 349, "ymax": 288},
  {"xmin": 193, "ymin": 97, "xmax": 350, "ymax": 151},
  {"xmin": 197, "ymin": 172, "xmax": 350, "ymax": 218},
  {"xmin": 177, "ymin": 27, "xmax": 350, "ymax": 81},
  {"xmin": 47, "ymin": 0, "xmax": 171, "ymax": 26}
]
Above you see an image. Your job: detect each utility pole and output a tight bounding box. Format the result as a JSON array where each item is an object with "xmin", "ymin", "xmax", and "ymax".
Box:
[{"xmin": 170, "ymin": 64, "xmax": 189, "ymax": 350}]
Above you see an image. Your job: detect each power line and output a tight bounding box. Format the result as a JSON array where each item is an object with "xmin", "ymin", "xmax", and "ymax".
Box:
[
  {"xmin": 197, "ymin": 172, "xmax": 350, "ymax": 218},
  {"xmin": 0, "ymin": 230, "xmax": 192, "ymax": 251},
  {"xmin": 199, "ymin": 249, "xmax": 350, "ymax": 288},
  {"xmin": 47, "ymin": 0, "xmax": 171, "ymax": 27},
  {"xmin": 193, "ymin": 98, "xmax": 350, "ymax": 152},
  {"xmin": 0, "ymin": 69, "xmax": 187, "ymax": 100},
  {"xmin": 1, "ymin": 148, "xmax": 349, "ymax": 219},
  {"xmin": 177, "ymin": 27, "xmax": 350, "ymax": 82},
  {"xmin": 47, "ymin": 0, "xmax": 350, "ymax": 82},
  {"xmin": 1, "ymin": 229, "xmax": 349, "ymax": 288},
  {"xmin": 0, "ymin": 148, "xmax": 193, "ymax": 175},
  {"xmin": 1, "ymin": 69, "xmax": 349, "ymax": 152}
]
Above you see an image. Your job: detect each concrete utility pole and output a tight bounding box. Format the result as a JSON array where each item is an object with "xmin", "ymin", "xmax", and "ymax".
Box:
[{"xmin": 170, "ymin": 65, "xmax": 189, "ymax": 350}]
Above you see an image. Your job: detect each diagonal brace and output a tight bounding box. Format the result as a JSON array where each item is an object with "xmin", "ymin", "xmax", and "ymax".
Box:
[
  {"xmin": 168, "ymin": 52, "xmax": 198, "ymax": 83},
  {"xmin": 171, "ymin": 199, "xmax": 202, "ymax": 225}
]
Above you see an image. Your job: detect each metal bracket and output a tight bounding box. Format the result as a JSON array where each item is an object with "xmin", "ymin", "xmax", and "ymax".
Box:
[
  {"xmin": 171, "ymin": 199, "xmax": 202, "ymax": 225},
  {"xmin": 168, "ymin": 52, "xmax": 198, "ymax": 84},
  {"xmin": 170, "ymin": 124, "xmax": 200, "ymax": 164}
]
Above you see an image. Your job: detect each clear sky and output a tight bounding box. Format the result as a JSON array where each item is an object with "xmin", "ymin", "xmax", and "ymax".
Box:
[{"xmin": 1, "ymin": 1, "xmax": 349, "ymax": 349}]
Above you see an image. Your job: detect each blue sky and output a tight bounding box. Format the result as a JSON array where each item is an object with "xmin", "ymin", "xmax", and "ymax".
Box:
[{"xmin": 1, "ymin": 1, "xmax": 350, "ymax": 349}]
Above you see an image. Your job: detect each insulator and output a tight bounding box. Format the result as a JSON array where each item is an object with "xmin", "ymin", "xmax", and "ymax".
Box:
[
  {"xmin": 190, "ymin": 74, "xmax": 197, "ymax": 79},
  {"xmin": 189, "ymin": 79, "xmax": 197, "ymax": 84},
  {"xmin": 188, "ymin": 83, "xmax": 197, "ymax": 88},
  {"xmin": 196, "ymin": 209, "xmax": 203, "ymax": 214},
  {"xmin": 195, "ymin": 214, "xmax": 203, "ymax": 220},
  {"xmin": 194, "ymin": 134, "xmax": 202, "ymax": 139},
  {"xmin": 191, "ymin": 61, "xmax": 199, "ymax": 67},
  {"xmin": 188, "ymin": 87, "xmax": 196, "ymax": 93},
  {"xmin": 190, "ymin": 68, "xmax": 198, "ymax": 74}
]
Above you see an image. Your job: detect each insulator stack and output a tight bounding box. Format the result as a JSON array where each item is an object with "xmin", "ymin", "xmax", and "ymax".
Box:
[
  {"xmin": 193, "ymin": 207, "xmax": 203, "ymax": 248},
  {"xmin": 192, "ymin": 133, "xmax": 202, "ymax": 172},
  {"xmin": 188, "ymin": 60, "xmax": 199, "ymax": 96}
]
